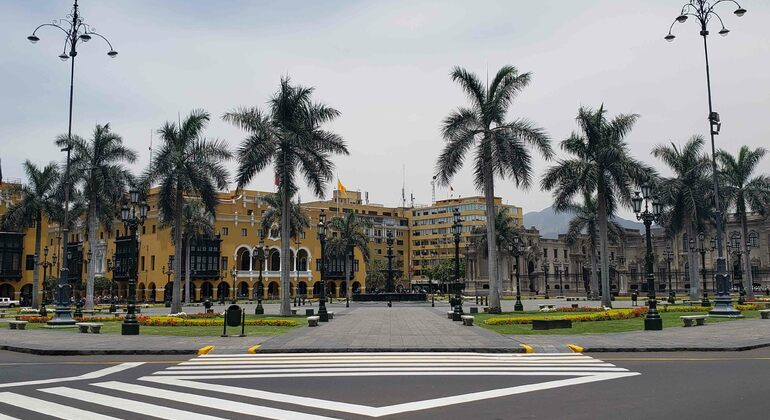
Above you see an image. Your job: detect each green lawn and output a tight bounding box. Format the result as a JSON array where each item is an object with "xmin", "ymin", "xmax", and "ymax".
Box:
[{"xmin": 475, "ymin": 310, "xmax": 760, "ymax": 335}]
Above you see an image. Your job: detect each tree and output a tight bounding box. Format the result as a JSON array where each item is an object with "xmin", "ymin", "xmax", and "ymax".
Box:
[
  {"xmin": 472, "ymin": 207, "xmax": 521, "ymax": 291},
  {"xmin": 365, "ymin": 258, "xmax": 387, "ymax": 291},
  {"xmin": 144, "ymin": 110, "xmax": 231, "ymax": 314},
  {"xmin": 224, "ymin": 77, "xmax": 349, "ymax": 316},
  {"xmin": 717, "ymin": 146, "xmax": 770, "ymax": 299},
  {"xmin": 652, "ymin": 136, "xmax": 712, "ymax": 301},
  {"xmin": 435, "ymin": 65, "xmax": 552, "ymax": 313},
  {"xmin": 56, "ymin": 124, "xmax": 137, "ymax": 310},
  {"xmin": 542, "ymin": 105, "xmax": 651, "ymax": 307},
  {"xmin": 327, "ymin": 212, "xmax": 372, "ymax": 305},
  {"xmin": 259, "ymin": 192, "xmax": 310, "ymax": 240},
  {"xmin": 0, "ymin": 161, "xmax": 59, "ymax": 308},
  {"xmin": 425, "ymin": 259, "xmax": 466, "ymax": 293}
]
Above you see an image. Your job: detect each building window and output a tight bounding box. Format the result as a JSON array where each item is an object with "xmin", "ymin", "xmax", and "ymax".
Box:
[
  {"xmin": 100, "ymin": 232, "xmax": 104, "ymax": 240},
  {"xmin": 152, "ymin": 225, "xmax": 157, "ymax": 234},
  {"xmin": 25, "ymin": 255, "xmax": 35, "ymax": 270},
  {"xmin": 141, "ymin": 256, "xmax": 145, "ymax": 271},
  {"xmin": 241, "ymin": 228, "xmax": 247, "ymax": 237},
  {"xmin": 142, "ymin": 226, "xmax": 146, "ymax": 235},
  {"xmin": 564, "ymin": 249, "xmax": 568, "ymax": 259},
  {"xmin": 151, "ymin": 255, "xmax": 156, "ymax": 271},
  {"xmin": 221, "ymin": 256, "xmax": 228, "ymax": 272},
  {"xmin": 222, "ymin": 227, "xmax": 229, "ymax": 236}
]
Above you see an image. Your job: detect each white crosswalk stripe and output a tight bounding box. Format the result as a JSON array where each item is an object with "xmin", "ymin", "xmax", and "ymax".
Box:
[{"xmin": 0, "ymin": 392, "xmax": 121, "ymax": 420}]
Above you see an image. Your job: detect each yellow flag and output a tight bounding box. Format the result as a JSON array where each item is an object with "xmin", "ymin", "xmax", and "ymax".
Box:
[{"xmin": 337, "ymin": 178, "xmax": 347, "ymax": 196}]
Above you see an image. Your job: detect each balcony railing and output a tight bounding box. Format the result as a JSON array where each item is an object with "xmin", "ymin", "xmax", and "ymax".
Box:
[{"xmin": 235, "ymin": 270, "xmax": 312, "ymax": 278}]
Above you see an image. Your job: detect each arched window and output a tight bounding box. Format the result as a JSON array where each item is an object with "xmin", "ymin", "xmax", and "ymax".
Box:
[
  {"xmin": 748, "ymin": 231, "xmax": 760, "ymax": 248},
  {"xmin": 237, "ymin": 247, "xmax": 250, "ymax": 271},
  {"xmin": 269, "ymin": 249, "xmax": 281, "ymax": 271},
  {"xmin": 297, "ymin": 249, "xmax": 309, "ymax": 271}
]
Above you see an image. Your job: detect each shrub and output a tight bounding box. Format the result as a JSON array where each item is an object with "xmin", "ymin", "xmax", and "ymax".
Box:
[
  {"xmin": 484, "ymin": 308, "xmax": 647, "ymax": 325},
  {"xmin": 136, "ymin": 315, "xmax": 298, "ymax": 327}
]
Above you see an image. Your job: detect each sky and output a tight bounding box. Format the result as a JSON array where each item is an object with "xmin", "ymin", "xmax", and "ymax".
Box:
[{"xmin": 2, "ymin": 0, "xmax": 768, "ymax": 220}]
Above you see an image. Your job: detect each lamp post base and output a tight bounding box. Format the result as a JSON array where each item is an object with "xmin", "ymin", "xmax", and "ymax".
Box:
[
  {"xmin": 668, "ymin": 292, "xmax": 676, "ymax": 304},
  {"xmin": 701, "ymin": 292, "xmax": 711, "ymax": 307},
  {"xmin": 255, "ymin": 305, "xmax": 264, "ymax": 315},
  {"xmin": 644, "ymin": 317, "xmax": 663, "ymax": 331},
  {"xmin": 121, "ymin": 322, "xmax": 139, "ymax": 335},
  {"xmin": 514, "ymin": 298, "xmax": 524, "ymax": 312}
]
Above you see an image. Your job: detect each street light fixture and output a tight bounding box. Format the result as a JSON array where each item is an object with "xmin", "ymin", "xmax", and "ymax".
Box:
[
  {"xmin": 451, "ymin": 208, "xmax": 463, "ymax": 321},
  {"xmin": 665, "ymin": 0, "xmax": 745, "ymax": 317},
  {"xmin": 317, "ymin": 210, "xmax": 329, "ymax": 322},
  {"xmin": 509, "ymin": 236, "xmax": 525, "ymax": 312},
  {"xmin": 230, "ymin": 267, "xmax": 238, "ymax": 304},
  {"xmin": 632, "ymin": 185, "xmax": 663, "ymax": 330},
  {"xmin": 254, "ymin": 238, "xmax": 265, "ymax": 315},
  {"xmin": 542, "ymin": 259, "xmax": 550, "ymax": 299},
  {"xmin": 106, "ymin": 256, "xmax": 117, "ymax": 312},
  {"xmin": 664, "ymin": 244, "xmax": 675, "ymax": 304},
  {"xmin": 29, "ymin": 0, "xmax": 118, "ymax": 327},
  {"xmin": 119, "ymin": 191, "xmax": 148, "ymax": 335}
]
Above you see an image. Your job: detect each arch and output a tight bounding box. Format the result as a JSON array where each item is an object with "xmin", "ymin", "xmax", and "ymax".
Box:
[
  {"xmin": 352, "ymin": 281, "xmax": 361, "ymax": 294},
  {"xmin": 148, "ymin": 282, "xmax": 157, "ymax": 303},
  {"xmin": 200, "ymin": 281, "xmax": 213, "ymax": 300},
  {"xmin": 312, "ymin": 281, "xmax": 321, "ymax": 297},
  {"xmin": 20, "ymin": 284, "xmax": 32, "ymax": 306},
  {"xmin": 267, "ymin": 281, "xmax": 279, "ymax": 299},
  {"xmin": 217, "ymin": 282, "xmax": 229, "ymax": 300},
  {"xmin": 339, "ymin": 281, "xmax": 347, "ymax": 297},
  {"xmin": 237, "ymin": 247, "xmax": 251, "ymax": 271},
  {"xmin": 748, "ymin": 230, "xmax": 760, "ymax": 248},
  {"xmin": 328, "ymin": 281, "xmax": 337, "ymax": 297},
  {"xmin": 269, "ymin": 249, "xmax": 281, "ymax": 271},
  {"xmin": 289, "ymin": 250, "xmax": 295, "ymax": 271},
  {"xmin": 238, "ymin": 281, "xmax": 249, "ymax": 298},
  {"xmin": 138, "ymin": 283, "xmax": 146, "ymax": 302},
  {"xmin": 164, "ymin": 282, "xmax": 173, "ymax": 302},
  {"xmin": 297, "ymin": 249, "xmax": 309, "ymax": 271},
  {"xmin": 298, "ymin": 281, "xmax": 308, "ymax": 295},
  {"xmin": 527, "ymin": 260, "xmax": 537, "ymax": 292},
  {"xmin": 0, "ymin": 283, "xmax": 14, "ymax": 298}
]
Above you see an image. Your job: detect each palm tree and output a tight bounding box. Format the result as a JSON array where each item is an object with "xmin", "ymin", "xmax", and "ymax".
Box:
[
  {"xmin": 1, "ymin": 161, "xmax": 59, "ymax": 308},
  {"xmin": 224, "ymin": 77, "xmax": 349, "ymax": 316},
  {"xmin": 259, "ymin": 192, "xmax": 310, "ymax": 241},
  {"xmin": 542, "ymin": 105, "xmax": 651, "ymax": 307},
  {"xmin": 717, "ymin": 146, "xmax": 770, "ymax": 299},
  {"xmin": 435, "ymin": 65, "xmax": 552, "ymax": 313},
  {"xmin": 472, "ymin": 207, "xmax": 521, "ymax": 292},
  {"xmin": 327, "ymin": 212, "xmax": 372, "ymax": 306},
  {"xmin": 56, "ymin": 124, "xmax": 137, "ymax": 310},
  {"xmin": 652, "ymin": 136, "xmax": 713, "ymax": 301},
  {"xmin": 144, "ymin": 110, "xmax": 231, "ymax": 314}
]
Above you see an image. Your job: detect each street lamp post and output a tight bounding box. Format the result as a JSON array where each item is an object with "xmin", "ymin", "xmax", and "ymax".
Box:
[
  {"xmin": 542, "ymin": 259, "xmax": 550, "ymax": 299},
  {"xmin": 557, "ymin": 260, "xmax": 565, "ymax": 296},
  {"xmin": 317, "ymin": 210, "xmax": 329, "ymax": 322},
  {"xmin": 120, "ymin": 190, "xmax": 147, "ymax": 335},
  {"xmin": 665, "ymin": 0, "xmax": 745, "ymax": 317},
  {"xmin": 162, "ymin": 258, "xmax": 173, "ymax": 307},
  {"xmin": 107, "ymin": 256, "xmax": 116, "ymax": 312},
  {"xmin": 451, "ymin": 209, "xmax": 463, "ymax": 321},
  {"xmin": 632, "ymin": 183, "xmax": 664, "ymax": 330},
  {"xmin": 230, "ymin": 267, "xmax": 237, "ymax": 304},
  {"xmin": 28, "ymin": 0, "xmax": 118, "ymax": 328},
  {"xmin": 510, "ymin": 237, "xmax": 525, "ymax": 312},
  {"xmin": 39, "ymin": 246, "xmax": 54, "ymax": 317},
  {"xmin": 665, "ymin": 245, "xmax": 675, "ymax": 303},
  {"xmin": 689, "ymin": 232, "xmax": 712, "ymax": 307},
  {"xmin": 728, "ymin": 236, "xmax": 746, "ymax": 304},
  {"xmin": 255, "ymin": 238, "xmax": 265, "ymax": 315}
]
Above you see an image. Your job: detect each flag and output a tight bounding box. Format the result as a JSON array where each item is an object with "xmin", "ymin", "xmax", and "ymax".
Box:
[{"xmin": 337, "ymin": 178, "xmax": 347, "ymax": 196}]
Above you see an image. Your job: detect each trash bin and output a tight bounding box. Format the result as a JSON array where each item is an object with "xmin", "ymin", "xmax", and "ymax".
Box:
[{"xmin": 226, "ymin": 305, "xmax": 242, "ymax": 327}]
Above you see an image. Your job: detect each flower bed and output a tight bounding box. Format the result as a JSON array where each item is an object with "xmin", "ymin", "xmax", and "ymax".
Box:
[
  {"xmin": 484, "ymin": 308, "xmax": 647, "ymax": 325},
  {"xmin": 554, "ymin": 306, "xmax": 609, "ymax": 313},
  {"xmin": 660, "ymin": 303, "xmax": 760, "ymax": 312},
  {"xmin": 136, "ymin": 316, "xmax": 298, "ymax": 327}
]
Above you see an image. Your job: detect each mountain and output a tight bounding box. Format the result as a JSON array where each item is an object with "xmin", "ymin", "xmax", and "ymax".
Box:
[{"xmin": 522, "ymin": 206, "xmax": 643, "ymax": 239}]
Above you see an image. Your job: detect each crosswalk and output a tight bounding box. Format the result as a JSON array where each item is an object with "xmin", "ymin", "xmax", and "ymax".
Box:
[{"xmin": 0, "ymin": 352, "xmax": 639, "ymax": 419}]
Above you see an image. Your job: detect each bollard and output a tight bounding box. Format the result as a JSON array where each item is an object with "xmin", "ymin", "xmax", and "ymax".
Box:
[{"xmin": 239, "ymin": 308, "xmax": 246, "ymax": 337}]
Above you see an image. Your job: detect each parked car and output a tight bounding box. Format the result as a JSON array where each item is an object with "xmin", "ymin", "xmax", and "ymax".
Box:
[{"xmin": 0, "ymin": 297, "xmax": 20, "ymax": 308}]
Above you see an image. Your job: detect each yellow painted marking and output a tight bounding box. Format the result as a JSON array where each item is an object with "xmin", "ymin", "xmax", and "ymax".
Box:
[
  {"xmin": 520, "ymin": 344, "xmax": 534, "ymax": 353},
  {"xmin": 197, "ymin": 345, "xmax": 215, "ymax": 355},
  {"xmin": 567, "ymin": 344, "xmax": 584, "ymax": 353},
  {"xmin": 247, "ymin": 344, "xmax": 261, "ymax": 354}
]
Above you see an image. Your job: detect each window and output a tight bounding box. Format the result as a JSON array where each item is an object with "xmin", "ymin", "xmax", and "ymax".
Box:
[
  {"xmin": 151, "ymin": 255, "xmax": 156, "ymax": 271},
  {"xmin": 152, "ymin": 225, "xmax": 156, "ymax": 234},
  {"xmin": 241, "ymin": 228, "xmax": 247, "ymax": 237},
  {"xmin": 25, "ymin": 255, "xmax": 35, "ymax": 270},
  {"xmin": 564, "ymin": 249, "xmax": 568, "ymax": 259},
  {"xmin": 100, "ymin": 232, "xmax": 104, "ymax": 240},
  {"xmin": 142, "ymin": 226, "xmax": 146, "ymax": 235},
  {"xmin": 140, "ymin": 256, "xmax": 145, "ymax": 271},
  {"xmin": 221, "ymin": 256, "xmax": 228, "ymax": 272}
]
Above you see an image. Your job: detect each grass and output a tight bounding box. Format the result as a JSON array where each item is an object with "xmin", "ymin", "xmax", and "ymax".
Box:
[{"xmin": 475, "ymin": 310, "xmax": 760, "ymax": 335}]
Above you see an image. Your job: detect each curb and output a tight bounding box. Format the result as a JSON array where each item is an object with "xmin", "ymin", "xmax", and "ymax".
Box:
[
  {"xmin": 582, "ymin": 342, "xmax": 770, "ymax": 353},
  {"xmin": 254, "ymin": 347, "xmax": 528, "ymax": 354},
  {"xmin": 0, "ymin": 345, "xmax": 198, "ymax": 356}
]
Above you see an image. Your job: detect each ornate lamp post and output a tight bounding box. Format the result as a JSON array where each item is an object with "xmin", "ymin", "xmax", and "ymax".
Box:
[
  {"xmin": 230, "ymin": 267, "xmax": 238, "ymax": 304},
  {"xmin": 39, "ymin": 246, "xmax": 54, "ymax": 316},
  {"xmin": 665, "ymin": 0, "xmax": 745, "ymax": 316},
  {"xmin": 510, "ymin": 236, "xmax": 525, "ymax": 312},
  {"xmin": 728, "ymin": 235, "xmax": 746, "ymax": 304},
  {"xmin": 120, "ymin": 190, "xmax": 147, "ymax": 335},
  {"xmin": 162, "ymin": 258, "xmax": 173, "ymax": 307},
  {"xmin": 664, "ymin": 245, "xmax": 675, "ymax": 303},
  {"xmin": 632, "ymin": 183, "xmax": 664, "ymax": 330},
  {"xmin": 254, "ymin": 238, "xmax": 265, "ymax": 315},
  {"xmin": 317, "ymin": 210, "xmax": 329, "ymax": 322},
  {"xmin": 557, "ymin": 260, "xmax": 565, "ymax": 296},
  {"xmin": 28, "ymin": 1, "xmax": 118, "ymax": 328},
  {"xmin": 542, "ymin": 259, "xmax": 550, "ymax": 299},
  {"xmin": 107, "ymin": 256, "xmax": 117, "ymax": 312},
  {"xmin": 451, "ymin": 208, "xmax": 463, "ymax": 321},
  {"xmin": 689, "ymin": 232, "xmax": 712, "ymax": 307}
]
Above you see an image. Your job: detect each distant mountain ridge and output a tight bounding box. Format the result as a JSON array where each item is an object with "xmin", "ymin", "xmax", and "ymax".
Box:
[{"xmin": 523, "ymin": 206, "xmax": 643, "ymax": 239}]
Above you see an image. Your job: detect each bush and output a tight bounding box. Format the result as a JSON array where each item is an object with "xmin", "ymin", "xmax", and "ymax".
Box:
[
  {"xmin": 484, "ymin": 308, "xmax": 647, "ymax": 325},
  {"xmin": 136, "ymin": 315, "xmax": 298, "ymax": 327}
]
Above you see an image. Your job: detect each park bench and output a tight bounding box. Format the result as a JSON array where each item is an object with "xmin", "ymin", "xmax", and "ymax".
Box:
[
  {"xmin": 538, "ymin": 304, "xmax": 556, "ymax": 311},
  {"xmin": 8, "ymin": 320, "xmax": 28, "ymax": 330},
  {"xmin": 76, "ymin": 322, "xmax": 104, "ymax": 334},
  {"xmin": 680, "ymin": 315, "xmax": 707, "ymax": 327},
  {"xmin": 307, "ymin": 316, "xmax": 320, "ymax": 327},
  {"xmin": 446, "ymin": 311, "xmax": 454, "ymax": 319},
  {"xmin": 461, "ymin": 315, "xmax": 474, "ymax": 326},
  {"xmin": 759, "ymin": 309, "xmax": 770, "ymax": 319}
]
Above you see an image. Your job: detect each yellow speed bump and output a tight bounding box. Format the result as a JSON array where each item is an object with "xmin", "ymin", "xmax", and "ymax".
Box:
[
  {"xmin": 247, "ymin": 344, "xmax": 261, "ymax": 354},
  {"xmin": 567, "ymin": 344, "xmax": 584, "ymax": 353},
  {"xmin": 520, "ymin": 344, "xmax": 534, "ymax": 353},
  {"xmin": 197, "ymin": 345, "xmax": 215, "ymax": 355}
]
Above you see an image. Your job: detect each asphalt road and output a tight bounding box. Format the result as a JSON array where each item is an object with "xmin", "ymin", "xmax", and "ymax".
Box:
[{"xmin": 0, "ymin": 348, "xmax": 767, "ymax": 419}]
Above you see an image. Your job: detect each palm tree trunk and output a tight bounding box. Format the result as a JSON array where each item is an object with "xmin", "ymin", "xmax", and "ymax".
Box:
[
  {"xmin": 483, "ymin": 164, "xmax": 501, "ymax": 313},
  {"xmin": 171, "ymin": 189, "xmax": 183, "ymax": 314},
  {"xmin": 279, "ymin": 187, "xmax": 291, "ymax": 316},
  {"xmin": 686, "ymin": 221, "xmax": 700, "ymax": 301},
  {"xmin": 85, "ymin": 202, "xmax": 97, "ymax": 311},
  {"xmin": 32, "ymin": 213, "xmax": 41, "ymax": 308},
  {"xmin": 741, "ymin": 212, "xmax": 755, "ymax": 298},
  {"xmin": 185, "ymin": 236, "xmax": 191, "ymax": 304},
  {"xmin": 597, "ymin": 189, "xmax": 611, "ymax": 308}
]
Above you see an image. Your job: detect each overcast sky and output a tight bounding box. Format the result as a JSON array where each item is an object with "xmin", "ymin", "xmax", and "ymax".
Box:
[{"xmin": 2, "ymin": 0, "xmax": 768, "ymax": 219}]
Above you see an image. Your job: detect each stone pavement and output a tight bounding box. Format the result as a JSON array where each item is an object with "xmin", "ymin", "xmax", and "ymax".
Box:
[{"xmin": 257, "ymin": 304, "xmax": 523, "ymax": 352}]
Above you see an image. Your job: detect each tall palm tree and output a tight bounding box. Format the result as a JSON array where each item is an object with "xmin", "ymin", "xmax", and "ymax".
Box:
[
  {"xmin": 472, "ymin": 207, "xmax": 520, "ymax": 291},
  {"xmin": 652, "ymin": 136, "xmax": 712, "ymax": 301},
  {"xmin": 435, "ymin": 65, "xmax": 552, "ymax": 313},
  {"xmin": 224, "ymin": 77, "xmax": 349, "ymax": 316},
  {"xmin": 56, "ymin": 124, "xmax": 137, "ymax": 310},
  {"xmin": 542, "ymin": 105, "xmax": 651, "ymax": 307},
  {"xmin": 259, "ymin": 192, "xmax": 310, "ymax": 241},
  {"xmin": 144, "ymin": 110, "xmax": 231, "ymax": 314},
  {"xmin": 0, "ymin": 161, "xmax": 59, "ymax": 308},
  {"xmin": 717, "ymin": 146, "xmax": 770, "ymax": 299},
  {"xmin": 327, "ymin": 212, "xmax": 372, "ymax": 306}
]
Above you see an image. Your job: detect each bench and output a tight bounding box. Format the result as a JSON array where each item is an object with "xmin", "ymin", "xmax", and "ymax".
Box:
[
  {"xmin": 680, "ymin": 315, "xmax": 707, "ymax": 327},
  {"xmin": 76, "ymin": 322, "xmax": 104, "ymax": 334},
  {"xmin": 446, "ymin": 311, "xmax": 454, "ymax": 319},
  {"xmin": 538, "ymin": 304, "xmax": 556, "ymax": 311},
  {"xmin": 532, "ymin": 319, "xmax": 572, "ymax": 330},
  {"xmin": 8, "ymin": 320, "xmax": 28, "ymax": 330},
  {"xmin": 759, "ymin": 309, "xmax": 770, "ymax": 319},
  {"xmin": 307, "ymin": 316, "xmax": 320, "ymax": 327},
  {"xmin": 565, "ymin": 297, "xmax": 584, "ymax": 302},
  {"xmin": 461, "ymin": 315, "xmax": 474, "ymax": 326}
]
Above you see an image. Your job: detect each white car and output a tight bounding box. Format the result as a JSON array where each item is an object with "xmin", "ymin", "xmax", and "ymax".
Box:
[{"xmin": 0, "ymin": 297, "xmax": 20, "ymax": 308}]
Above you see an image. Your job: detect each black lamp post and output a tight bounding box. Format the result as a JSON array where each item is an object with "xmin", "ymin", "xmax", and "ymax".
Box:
[
  {"xmin": 728, "ymin": 235, "xmax": 746, "ymax": 304},
  {"xmin": 255, "ymin": 238, "xmax": 265, "ymax": 315},
  {"xmin": 317, "ymin": 210, "xmax": 329, "ymax": 322},
  {"xmin": 542, "ymin": 259, "xmax": 550, "ymax": 299},
  {"xmin": 230, "ymin": 267, "xmax": 238, "ymax": 304},
  {"xmin": 632, "ymin": 183, "xmax": 663, "ymax": 330},
  {"xmin": 451, "ymin": 208, "xmax": 463, "ymax": 321},
  {"xmin": 39, "ymin": 246, "xmax": 53, "ymax": 316},
  {"xmin": 557, "ymin": 260, "xmax": 564, "ymax": 297},
  {"xmin": 120, "ymin": 190, "xmax": 147, "ymax": 335},
  {"xmin": 665, "ymin": 0, "xmax": 745, "ymax": 316},
  {"xmin": 163, "ymin": 258, "xmax": 173, "ymax": 307},
  {"xmin": 689, "ymin": 232, "xmax": 712, "ymax": 307},
  {"xmin": 28, "ymin": 1, "xmax": 118, "ymax": 328},
  {"xmin": 510, "ymin": 237, "xmax": 525, "ymax": 312},
  {"xmin": 664, "ymin": 245, "xmax": 675, "ymax": 303},
  {"xmin": 107, "ymin": 256, "xmax": 117, "ymax": 312}
]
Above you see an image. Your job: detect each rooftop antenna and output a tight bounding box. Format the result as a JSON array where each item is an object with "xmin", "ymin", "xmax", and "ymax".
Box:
[
  {"xmin": 410, "ymin": 192, "xmax": 414, "ymax": 208},
  {"xmin": 401, "ymin": 165, "xmax": 406, "ymax": 208},
  {"xmin": 148, "ymin": 129, "xmax": 153, "ymax": 169},
  {"xmin": 431, "ymin": 175, "xmax": 437, "ymax": 204}
]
